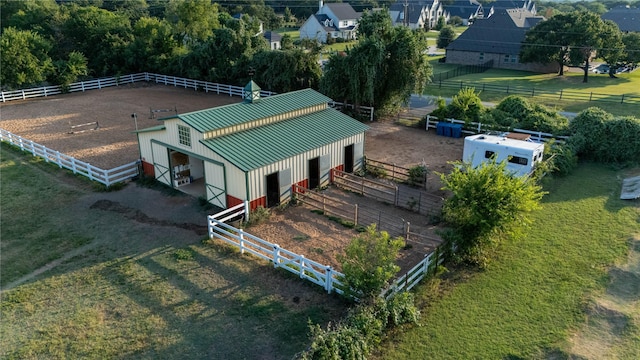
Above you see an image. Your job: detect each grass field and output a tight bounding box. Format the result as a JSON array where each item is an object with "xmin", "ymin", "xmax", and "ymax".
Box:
[
  {"xmin": 425, "ymin": 60, "xmax": 640, "ymax": 117},
  {"xmin": 375, "ymin": 163, "xmax": 640, "ymax": 359},
  {"xmin": 0, "ymin": 144, "xmax": 347, "ymax": 359}
]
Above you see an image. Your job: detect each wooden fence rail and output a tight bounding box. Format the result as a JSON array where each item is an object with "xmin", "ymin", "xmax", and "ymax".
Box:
[
  {"xmin": 0, "ymin": 129, "xmax": 139, "ymax": 187},
  {"xmin": 207, "ymin": 216, "xmax": 345, "ymax": 295}
]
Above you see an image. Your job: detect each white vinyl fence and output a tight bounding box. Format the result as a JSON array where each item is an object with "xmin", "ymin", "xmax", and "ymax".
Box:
[
  {"xmin": 424, "ymin": 115, "xmax": 569, "ymax": 143},
  {"xmin": 1, "ymin": 73, "xmax": 375, "ymax": 121},
  {"xmin": 208, "ymin": 216, "xmax": 345, "ymax": 295},
  {"xmin": 0, "ymin": 129, "xmax": 139, "ymax": 187}
]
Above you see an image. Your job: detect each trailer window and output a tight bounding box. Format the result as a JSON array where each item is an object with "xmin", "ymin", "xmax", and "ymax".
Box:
[
  {"xmin": 484, "ymin": 151, "xmax": 495, "ymax": 159},
  {"xmin": 508, "ymin": 156, "xmax": 528, "ymax": 165}
]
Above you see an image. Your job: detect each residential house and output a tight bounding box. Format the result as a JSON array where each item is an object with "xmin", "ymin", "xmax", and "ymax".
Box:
[
  {"xmin": 136, "ymin": 82, "xmax": 368, "ymax": 210},
  {"xmin": 263, "ymin": 31, "xmax": 282, "ymax": 50},
  {"xmin": 445, "ymin": 8, "xmax": 556, "ymax": 72},
  {"xmin": 300, "ymin": 1, "xmax": 361, "ymax": 43},
  {"xmin": 485, "ymin": 0, "xmax": 536, "ymax": 18},
  {"xmin": 602, "ymin": 5, "xmax": 640, "ymax": 33},
  {"xmin": 443, "ymin": 0, "xmax": 484, "ymax": 26},
  {"xmin": 389, "ymin": 0, "xmax": 447, "ymax": 30}
]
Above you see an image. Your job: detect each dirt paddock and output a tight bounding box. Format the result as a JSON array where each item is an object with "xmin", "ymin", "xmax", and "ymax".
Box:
[{"xmin": 1, "ymin": 83, "xmax": 464, "ymax": 273}]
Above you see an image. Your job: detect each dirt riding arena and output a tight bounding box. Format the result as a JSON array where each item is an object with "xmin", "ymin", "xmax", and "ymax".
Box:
[{"xmin": 0, "ymin": 83, "xmax": 464, "ymax": 272}]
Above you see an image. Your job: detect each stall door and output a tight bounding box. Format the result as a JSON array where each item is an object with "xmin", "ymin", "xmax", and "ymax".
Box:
[
  {"xmin": 266, "ymin": 172, "xmax": 280, "ymax": 208},
  {"xmin": 204, "ymin": 161, "xmax": 226, "ymax": 209},
  {"xmin": 152, "ymin": 143, "xmax": 171, "ymax": 186},
  {"xmin": 344, "ymin": 144, "xmax": 354, "ymax": 173}
]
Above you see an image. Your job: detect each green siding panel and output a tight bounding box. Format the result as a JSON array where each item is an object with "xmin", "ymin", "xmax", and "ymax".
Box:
[{"xmin": 201, "ymin": 108, "xmax": 368, "ymax": 171}]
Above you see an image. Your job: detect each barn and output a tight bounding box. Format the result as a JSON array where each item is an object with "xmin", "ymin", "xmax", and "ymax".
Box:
[{"xmin": 136, "ymin": 81, "xmax": 369, "ymax": 211}]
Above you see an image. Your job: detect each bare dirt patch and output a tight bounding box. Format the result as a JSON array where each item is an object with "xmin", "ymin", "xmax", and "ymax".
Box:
[
  {"xmin": 0, "ymin": 83, "xmax": 240, "ymax": 169},
  {"xmin": 1, "ymin": 85, "xmax": 464, "ymax": 278}
]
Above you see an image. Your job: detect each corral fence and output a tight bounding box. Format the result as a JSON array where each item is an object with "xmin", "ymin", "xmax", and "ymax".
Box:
[
  {"xmin": 0, "ymin": 73, "xmax": 375, "ymax": 121},
  {"xmin": 292, "ymin": 183, "xmax": 442, "ymax": 249},
  {"xmin": 364, "ymin": 158, "xmax": 427, "ymax": 189},
  {"xmin": 382, "ymin": 243, "xmax": 448, "ymax": 300},
  {"xmin": 333, "ymin": 167, "xmax": 443, "ymax": 218},
  {"xmin": 0, "ymin": 129, "xmax": 139, "ymax": 187},
  {"xmin": 207, "ymin": 216, "xmax": 345, "ymax": 295},
  {"xmin": 423, "ymin": 115, "xmax": 570, "ymax": 143},
  {"xmin": 429, "ymin": 79, "xmax": 640, "ymax": 105},
  {"xmin": 209, "ymin": 201, "xmax": 250, "ymax": 224}
]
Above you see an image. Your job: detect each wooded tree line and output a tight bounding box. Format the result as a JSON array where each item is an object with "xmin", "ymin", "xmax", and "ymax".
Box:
[{"xmin": 0, "ymin": 1, "xmax": 428, "ymax": 116}]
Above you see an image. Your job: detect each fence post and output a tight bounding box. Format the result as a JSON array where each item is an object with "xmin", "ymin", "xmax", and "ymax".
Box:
[
  {"xmin": 404, "ymin": 222, "xmax": 410, "ymax": 241},
  {"xmin": 244, "ymin": 200, "xmax": 250, "ymax": 223},
  {"xmin": 559, "ymin": 90, "xmax": 563, "ymax": 100},
  {"xmin": 395, "ymin": 186, "xmax": 399, "ymax": 207},
  {"xmin": 273, "ymin": 244, "xmax": 280, "ymax": 268},
  {"xmin": 55, "ymin": 151, "xmax": 62, "ymax": 168},
  {"xmin": 326, "ymin": 266, "xmax": 333, "ymax": 293},
  {"xmin": 207, "ymin": 217, "xmax": 214, "ymax": 239},
  {"xmin": 589, "ymin": 92, "xmax": 593, "ymax": 101},
  {"xmin": 621, "ymin": 94, "xmax": 625, "ymax": 104},
  {"xmin": 239, "ymin": 229, "xmax": 245, "ymax": 254},
  {"xmin": 299, "ymin": 255, "xmax": 305, "ymax": 278},
  {"xmin": 354, "ymin": 204, "xmax": 358, "ymax": 226}
]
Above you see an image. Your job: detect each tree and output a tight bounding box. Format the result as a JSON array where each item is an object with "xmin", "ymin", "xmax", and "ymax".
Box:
[
  {"xmin": 439, "ymin": 160, "xmax": 545, "ymax": 266},
  {"xmin": 320, "ymin": 9, "xmax": 432, "ymax": 115},
  {"xmin": 436, "ymin": 25, "xmax": 455, "ymax": 49},
  {"xmin": 249, "ymin": 49, "xmax": 321, "ymax": 92},
  {"xmin": 0, "ymin": 27, "xmax": 54, "ymax": 89},
  {"xmin": 338, "ymin": 225, "xmax": 405, "ymax": 299},
  {"xmin": 52, "ymin": 51, "xmax": 88, "ymax": 90},
  {"xmin": 125, "ymin": 16, "xmax": 180, "ymax": 72},
  {"xmin": 434, "ymin": 16, "xmax": 446, "ymax": 31},
  {"xmin": 622, "ymin": 32, "xmax": 640, "ymax": 66},
  {"xmin": 521, "ymin": 11, "xmax": 622, "ymax": 82},
  {"xmin": 448, "ymin": 15, "xmax": 463, "ymax": 27},
  {"xmin": 165, "ymin": 0, "xmax": 220, "ymax": 46},
  {"xmin": 597, "ymin": 20, "xmax": 625, "ymax": 78},
  {"xmin": 60, "ymin": 4, "xmax": 133, "ymax": 76}
]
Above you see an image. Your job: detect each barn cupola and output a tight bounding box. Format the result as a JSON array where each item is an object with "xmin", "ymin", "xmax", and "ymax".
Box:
[{"xmin": 243, "ymin": 80, "xmax": 261, "ymax": 103}]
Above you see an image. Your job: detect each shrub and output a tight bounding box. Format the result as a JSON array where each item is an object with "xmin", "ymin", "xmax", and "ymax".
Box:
[
  {"xmin": 338, "ymin": 225, "xmax": 405, "ymax": 299},
  {"xmin": 247, "ymin": 206, "xmax": 270, "ymax": 226},
  {"xmin": 366, "ymin": 164, "xmax": 387, "ymax": 178},
  {"xmin": 387, "ymin": 292, "xmax": 421, "ymax": 326},
  {"xmin": 407, "ymin": 164, "xmax": 427, "ymax": 187}
]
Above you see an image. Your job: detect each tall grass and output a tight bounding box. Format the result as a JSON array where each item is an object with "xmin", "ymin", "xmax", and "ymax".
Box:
[{"xmin": 376, "ymin": 163, "xmax": 640, "ymax": 359}]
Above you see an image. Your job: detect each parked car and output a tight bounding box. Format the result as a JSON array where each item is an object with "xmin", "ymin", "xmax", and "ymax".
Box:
[{"xmin": 591, "ymin": 64, "xmax": 610, "ymax": 74}]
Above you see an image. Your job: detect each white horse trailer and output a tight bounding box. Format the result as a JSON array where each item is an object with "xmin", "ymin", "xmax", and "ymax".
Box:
[{"xmin": 463, "ymin": 134, "xmax": 545, "ymax": 177}]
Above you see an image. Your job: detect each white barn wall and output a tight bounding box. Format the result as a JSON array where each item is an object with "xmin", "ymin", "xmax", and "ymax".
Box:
[{"xmin": 247, "ymin": 134, "xmax": 365, "ymax": 200}]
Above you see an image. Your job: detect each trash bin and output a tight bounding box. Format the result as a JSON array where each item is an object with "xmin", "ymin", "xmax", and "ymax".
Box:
[{"xmin": 451, "ymin": 124, "xmax": 462, "ymax": 138}]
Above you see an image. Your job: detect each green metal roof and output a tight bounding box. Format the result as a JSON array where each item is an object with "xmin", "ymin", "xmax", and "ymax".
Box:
[
  {"xmin": 167, "ymin": 88, "xmax": 333, "ymax": 133},
  {"xmin": 201, "ymin": 107, "xmax": 369, "ymax": 171}
]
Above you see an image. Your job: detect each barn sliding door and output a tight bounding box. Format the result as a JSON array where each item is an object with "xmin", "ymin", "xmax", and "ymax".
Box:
[{"xmin": 152, "ymin": 143, "xmax": 171, "ymax": 186}]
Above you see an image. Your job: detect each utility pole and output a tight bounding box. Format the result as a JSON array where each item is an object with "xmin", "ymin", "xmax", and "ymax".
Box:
[{"xmin": 403, "ymin": 0, "xmax": 409, "ymax": 27}]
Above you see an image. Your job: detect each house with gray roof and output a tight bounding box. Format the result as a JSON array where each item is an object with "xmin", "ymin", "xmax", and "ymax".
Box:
[
  {"xmin": 443, "ymin": 0, "xmax": 484, "ymax": 26},
  {"xmin": 485, "ymin": 0, "xmax": 536, "ymax": 17},
  {"xmin": 136, "ymin": 82, "xmax": 368, "ymax": 210},
  {"xmin": 602, "ymin": 6, "xmax": 640, "ymax": 33},
  {"xmin": 263, "ymin": 31, "xmax": 282, "ymax": 50},
  {"xmin": 300, "ymin": 1, "xmax": 361, "ymax": 43},
  {"xmin": 389, "ymin": 0, "xmax": 447, "ymax": 29},
  {"xmin": 445, "ymin": 8, "xmax": 556, "ymax": 72}
]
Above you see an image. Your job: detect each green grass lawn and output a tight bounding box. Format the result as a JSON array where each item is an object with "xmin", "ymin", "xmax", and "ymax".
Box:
[
  {"xmin": 0, "ymin": 144, "xmax": 347, "ymax": 359},
  {"xmin": 375, "ymin": 163, "xmax": 640, "ymax": 359},
  {"xmin": 425, "ymin": 61, "xmax": 640, "ymax": 116}
]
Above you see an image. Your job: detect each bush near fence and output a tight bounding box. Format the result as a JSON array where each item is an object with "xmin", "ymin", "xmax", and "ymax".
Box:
[{"xmin": 429, "ymin": 79, "xmax": 640, "ymax": 105}]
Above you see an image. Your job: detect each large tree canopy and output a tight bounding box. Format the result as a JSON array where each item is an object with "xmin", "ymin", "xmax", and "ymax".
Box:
[
  {"xmin": 0, "ymin": 27, "xmax": 54, "ymax": 89},
  {"xmin": 520, "ymin": 11, "xmax": 624, "ymax": 82},
  {"xmin": 320, "ymin": 9, "xmax": 432, "ymax": 116}
]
